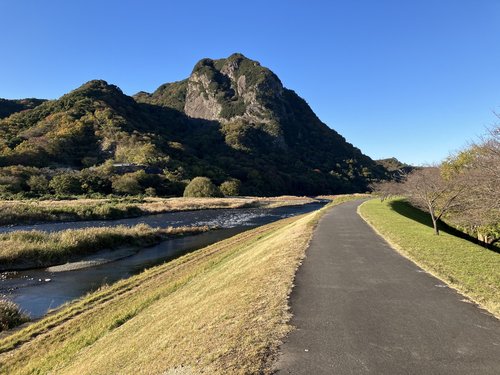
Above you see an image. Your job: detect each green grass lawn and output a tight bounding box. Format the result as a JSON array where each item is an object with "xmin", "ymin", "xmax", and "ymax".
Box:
[{"xmin": 359, "ymin": 198, "xmax": 500, "ymax": 318}]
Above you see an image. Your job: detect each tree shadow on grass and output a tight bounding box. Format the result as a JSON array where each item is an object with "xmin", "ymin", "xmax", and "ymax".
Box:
[{"xmin": 388, "ymin": 199, "xmax": 499, "ymax": 254}]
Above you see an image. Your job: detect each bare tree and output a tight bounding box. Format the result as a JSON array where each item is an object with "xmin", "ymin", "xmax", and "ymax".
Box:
[
  {"xmin": 402, "ymin": 167, "xmax": 464, "ymax": 235},
  {"xmin": 369, "ymin": 180, "xmax": 403, "ymax": 201},
  {"xmin": 444, "ymin": 125, "xmax": 500, "ymax": 243}
]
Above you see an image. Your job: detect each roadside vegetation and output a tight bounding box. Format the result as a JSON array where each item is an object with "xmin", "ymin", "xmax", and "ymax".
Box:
[
  {"xmin": 359, "ymin": 198, "xmax": 500, "ymax": 318},
  {"xmin": 371, "ymin": 125, "xmax": 499, "ymax": 245},
  {"xmin": 0, "ymin": 195, "xmax": 316, "ymax": 226},
  {"xmin": 0, "ymin": 194, "xmax": 362, "ymax": 374},
  {"xmin": 0, "ymin": 224, "xmax": 209, "ymax": 271}
]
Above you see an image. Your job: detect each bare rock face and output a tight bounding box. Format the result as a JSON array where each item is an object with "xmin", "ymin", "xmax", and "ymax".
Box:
[
  {"xmin": 184, "ymin": 72, "xmax": 222, "ymax": 121},
  {"xmin": 182, "ymin": 54, "xmax": 289, "ymax": 151},
  {"xmin": 183, "ymin": 53, "xmax": 284, "ymax": 124},
  {"xmin": 236, "ymin": 75, "xmax": 246, "ymax": 96}
]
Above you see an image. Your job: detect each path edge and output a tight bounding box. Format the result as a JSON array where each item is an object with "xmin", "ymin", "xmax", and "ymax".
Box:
[{"xmin": 357, "ymin": 199, "xmax": 499, "ymax": 320}]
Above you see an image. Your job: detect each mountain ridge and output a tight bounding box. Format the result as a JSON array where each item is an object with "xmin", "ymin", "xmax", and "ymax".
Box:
[
  {"xmin": 0, "ymin": 53, "xmax": 388, "ymax": 196},
  {"xmin": 0, "ymin": 98, "xmax": 47, "ymax": 119}
]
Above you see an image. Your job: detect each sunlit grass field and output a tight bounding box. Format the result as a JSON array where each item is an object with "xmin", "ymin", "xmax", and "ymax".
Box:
[
  {"xmin": 0, "ymin": 224, "xmax": 208, "ymax": 271},
  {"xmin": 0, "ymin": 196, "xmax": 316, "ymax": 226}
]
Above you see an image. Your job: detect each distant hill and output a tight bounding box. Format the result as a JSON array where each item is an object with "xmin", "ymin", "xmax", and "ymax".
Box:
[
  {"xmin": 0, "ymin": 98, "xmax": 47, "ymax": 119},
  {"xmin": 0, "ymin": 53, "xmax": 389, "ymax": 196},
  {"xmin": 376, "ymin": 157, "xmax": 413, "ymax": 172}
]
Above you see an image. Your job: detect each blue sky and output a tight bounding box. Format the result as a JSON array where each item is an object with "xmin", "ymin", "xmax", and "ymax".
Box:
[{"xmin": 1, "ymin": 0, "xmax": 499, "ymax": 165}]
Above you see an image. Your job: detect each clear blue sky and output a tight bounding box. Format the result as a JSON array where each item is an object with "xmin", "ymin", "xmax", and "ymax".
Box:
[{"xmin": 1, "ymin": 0, "xmax": 499, "ymax": 165}]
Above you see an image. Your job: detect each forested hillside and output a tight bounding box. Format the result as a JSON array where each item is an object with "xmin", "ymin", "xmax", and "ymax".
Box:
[
  {"xmin": 0, "ymin": 98, "xmax": 46, "ymax": 119},
  {"xmin": 0, "ymin": 54, "xmax": 388, "ymax": 197}
]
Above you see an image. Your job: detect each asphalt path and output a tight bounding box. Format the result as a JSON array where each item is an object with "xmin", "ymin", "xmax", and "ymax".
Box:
[{"xmin": 276, "ymin": 200, "xmax": 500, "ymax": 374}]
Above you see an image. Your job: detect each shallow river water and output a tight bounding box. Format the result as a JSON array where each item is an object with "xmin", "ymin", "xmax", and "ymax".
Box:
[{"xmin": 0, "ymin": 202, "xmax": 325, "ymax": 319}]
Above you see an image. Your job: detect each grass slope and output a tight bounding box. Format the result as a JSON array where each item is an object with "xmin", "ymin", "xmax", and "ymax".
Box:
[
  {"xmin": 0, "ymin": 195, "xmax": 360, "ymax": 374},
  {"xmin": 359, "ymin": 198, "xmax": 500, "ymax": 318}
]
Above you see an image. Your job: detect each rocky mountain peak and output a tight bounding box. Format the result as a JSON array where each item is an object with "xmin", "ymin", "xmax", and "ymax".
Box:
[
  {"xmin": 0, "ymin": 53, "xmax": 389, "ymax": 195},
  {"xmin": 184, "ymin": 54, "xmax": 284, "ymax": 123}
]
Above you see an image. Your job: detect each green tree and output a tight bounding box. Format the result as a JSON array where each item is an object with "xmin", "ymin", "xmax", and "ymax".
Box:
[
  {"xmin": 79, "ymin": 169, "xmax": 111, "ymax": 194},
  {"xmin": 27, "ymin": 175, "xmax": 49, "ymax": 194},
  {"xmin": 183, "ymin": 177, "xmax": 222, "ymax": 198},
  {"xmin": 112, "ymin": 173, "xmax": 142, "ymax": 195},
  {"xmin": 0, "ymin": 176, "xmax": 23, "ymax": 194},
  {"xmin": 49, "ymin": 174, "xmax": 82, "ymax": 195},
  {"xmin": 219, "ymin": 179, "xmax": 241, "ymax": 196}
]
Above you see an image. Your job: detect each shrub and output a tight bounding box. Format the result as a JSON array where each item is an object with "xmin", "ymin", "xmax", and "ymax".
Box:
[
  {"xmin": 0, "ymin": 299, "xmax": 29, "ymax": 332},
  {"xmin": 145, "ymin": 187, "xmax": 157, "ymax": 197},
  {"xmin": 49, "ymin": 174, "xmax": 82, "ymax": 195},
  {"xmin": 79, "ymin": 169, "xmax": 112, "ymax": 194},
  {"xmin": 220, "ymin": 179, "xmax": 241, "ymax": 196},
  {"xmin": 27, "ymin": 175, "xmax": 49, "ymax": 194},
  {"xmin": 219, "ymin": 99, "xmax": 247, "ymax": 119},
  {"xmin": 0, "ymin": 175, "xmax": 24, "ymax": 194},
  {"xmin": 112, "ymin": 173, "xmax": 142, "ymax": 195},
  {"xmin": 183, "ymin": 177, "xmax": 222, "ymax": 198}
]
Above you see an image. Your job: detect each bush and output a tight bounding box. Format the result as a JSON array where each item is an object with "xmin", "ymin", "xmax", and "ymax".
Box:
[
  {"xmin": 0, "ymin": 175, "xmax": 24, "ymax": 194},
  {"xmin": 0, "ymin": 299, "xmax": 29, "ymax": 332},
  {"xmin": 183, "ymin": 177, "xmax": 222, "ymax": 198},
  {"xmin": 49, "ymin": 174, "xmax": 82, "ymax": 195},
  {"xmin": 219, "ymin": 99, "xmax": 247, "ymax": 119},
  {"xmin": 145, "ymin": 187, "xmax": 157, "ymax": 197},
  {"xmin": 220, "ymin": 179, "xmax": 241, "ymax": 196},
  {"xmin": 27, "ymin": 175, "xmax": 49, "ymax": 194},
  {"xmin": 79, "ymin": 169, "xmax": 111, "ymax": 194},
  {"xmin": 112, "ymin": 173, "xmax": 142, "ymax": 195}
]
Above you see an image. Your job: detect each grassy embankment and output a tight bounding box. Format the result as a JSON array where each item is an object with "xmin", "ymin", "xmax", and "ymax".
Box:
[
  {"xmin": 0, "ymin": 225, "xmax": 209, "ymax": 271},
  {"xmin": 0, "ymin": 196, "xmax": 316, "ymax": 226},
  {"xmin": 0, "ymin": 301, "xmax": 29, "ymax": 333},
  {"xmin": 0, "ymin": 195, "xmax": 361, "ymax": 375},
  {"xmin": 359, "ymin": 198, "xmax": 500, "ymax": 318}
]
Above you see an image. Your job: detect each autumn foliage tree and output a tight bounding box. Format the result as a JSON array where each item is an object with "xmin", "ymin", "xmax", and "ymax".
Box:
[
  {"xmin": 441, "ymin": 125, "xmax": 500, "ymax": 243},
  {"xmin": 394, "ymin": 125, "xmax": 499, "ymax": 242}
]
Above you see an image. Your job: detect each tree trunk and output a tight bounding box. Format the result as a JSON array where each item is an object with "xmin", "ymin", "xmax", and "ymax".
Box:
[{"xmin": 430, "ymin": 212, "xmax": 440, "ymax": 235}]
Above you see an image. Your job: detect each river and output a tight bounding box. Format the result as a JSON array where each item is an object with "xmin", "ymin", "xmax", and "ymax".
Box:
[{"xmin": 0, "ymin": 202, "xmax": 325, "ymax": 319}]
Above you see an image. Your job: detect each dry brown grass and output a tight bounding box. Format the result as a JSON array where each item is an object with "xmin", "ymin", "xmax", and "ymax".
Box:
[
  {"xmin": 0, "ymin": 196, "xmax": 317, "ymax": 226},
  {"xmin": 136, "ymin": 196, "xmax": 316, "ymax": 212},
  {"xmin": 0, "ymin": 195, "xmax": 360, "ymax": 374},
  {"xmin": 0, "ymin": 225, "xmax": 209, "ymax": 271},
  {"xmin": 315, "ymin": 193, "xmax": 371, "ymax": 201}
]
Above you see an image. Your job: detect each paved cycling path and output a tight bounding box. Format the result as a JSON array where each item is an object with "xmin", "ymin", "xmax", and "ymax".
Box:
[{"xmin": 276, "ymin": 200, "xmax": 500, "ymax": 374}]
